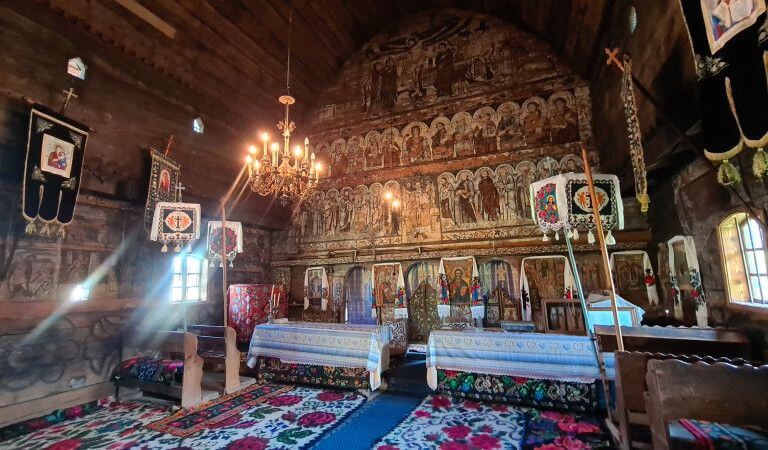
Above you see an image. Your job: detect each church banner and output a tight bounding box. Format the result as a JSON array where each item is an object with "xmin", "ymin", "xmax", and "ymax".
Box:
[
  {"xmin": 609, "ymin": 250, "xmax": 660, "ymax": 307},
  {"xmin": 437, "ymin": 256, "xmax": 480, "ymax": 319},
  {"xmin": 144, "ymin": 148, "xmax": 180, "ymax": 233},
  {"xmin": 371, "ymin": 263, "xmax": 406, "ymax": 318},
  {"xmin": 207, "ymin": 220, "xmax": 243, "ymax": 267},
  {"xmin": 303, "ymin": 266, "xmax": 329, "ymax": 311},
  {"xmin": 149, "ymin": 202, "xmax": 201, "ymax": 252},
  {"xmin": 22, "ymin": 104, "xmax": 89, "ymax": 238},
  {"xmin": 519, "ymin": 255, "xmax": 575, "ymax": 322}
]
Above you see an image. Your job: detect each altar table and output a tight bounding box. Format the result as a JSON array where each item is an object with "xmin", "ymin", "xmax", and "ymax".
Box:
[
  {"xmin": 246, "ymin": 322, "xmax": 391, "ymax": 390},
  {"xmin": 427, "ymin": 329, "xmax": 615, "ymax": 411}
]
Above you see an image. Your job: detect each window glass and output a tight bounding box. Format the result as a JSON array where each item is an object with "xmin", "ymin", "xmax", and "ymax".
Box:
[{"xmin": 170, "ymin": 255, "xmax": 207, "ymax": 303}]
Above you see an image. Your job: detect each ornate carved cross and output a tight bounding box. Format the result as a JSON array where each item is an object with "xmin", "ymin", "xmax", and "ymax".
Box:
[
  {"xmin": 175, "ymin": 182, "xmax": 185, "ymax": 202},
  {"xmin": 60, "ymin": 88, "xmax": 78, "ymax": 114}
]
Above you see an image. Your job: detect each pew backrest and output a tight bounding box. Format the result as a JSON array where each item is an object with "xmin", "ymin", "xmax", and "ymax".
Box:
[
  {"xmin": 645, "ymin": 359, "xmax": 768, "ymax": 429},
  {"xmin": 595, "ymin": 325, "xmax": 751, "ymax": 358},
  {"xmin": 123, "ymin": 330, "xmax": 197, "ymax": 358}
]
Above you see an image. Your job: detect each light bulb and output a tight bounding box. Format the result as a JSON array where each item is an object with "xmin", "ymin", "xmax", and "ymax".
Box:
[
  {"xmin": 248, "ymin": 145, "xmax": 257, "ymax": 154},
  {"xmin": 315, "ymin": 162, "xmax": 322, "ymax": 172},
  {"xmin": 392, "ymin": 199, "xmax": 401, "ymax": 209},
  {"xmin": 293, "ymin": 145, "xmax": 303, "ymax": 157},
  {"xmin": 384, "ymin": 191, "xmax": 393, "ymax": 200},
  {"xmin": 270, "ymin": 142, "xmax": 279, "ymax": 151},
  {"xmin": 245, "ymin": 155, "xmax": 253, "ymax": 163},
  {"xmin": 254, "ymin": 159, "xmax": 261, "ymax": 169},
  {"xmin": 260, "ymin": 132, "xmax": 269, "ymax": 142}
]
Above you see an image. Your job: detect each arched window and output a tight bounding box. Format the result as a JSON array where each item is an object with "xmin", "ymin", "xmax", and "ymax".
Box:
[{"xmin": 718, "ymin": 213, "xmax": 768, "ymax": 307}]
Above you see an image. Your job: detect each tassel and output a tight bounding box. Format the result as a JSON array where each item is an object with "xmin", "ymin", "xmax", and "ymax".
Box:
[
  {"xmin": 572, "ymin": 228, "xmax": 580, "ymax": 240},
  {"xmin": 716, "ymin": 159, "xmax": 742, "ymax": 185},
  {"xmin": 542, "ymin": 233, "xmax": 549, "ymax": 242},
  {"xmin": 554, "ymin": 230, "xmax": 560, "ymax": 241},
  {"xmin": 638, "ymin": 193, "xmax": 650, "ymax": 214},
  {"xmin": 587, "ymin": 229, "xmax": 596, "ymax": 244},
  {"xmin": 210, "ymin": 260, "xmax": 215, "ymax": 267},
  {"xmin": 40, "ymin": 224, "xmax": 50, "ymax": 237},
  {"xmin": 566, "ymin": 229, "xmax": 573, "ymax": 239},
  {"xmin": 57, "ymin": 226, "xmax": 66, "ymax": 238},
  {"xmin": 606, "ymin": 229, "xmax": 616, "ymax": 245},
  {"xmin": 753, "ymin": 148, "xmax": 768, "ymax": 181},
  {"xmin": 219, "ymin": 261, "xmax": 224, "ymax": 268},
  {"xmin": 229, "ymin": 260, "xmax": 234, "ymax": 268},
  {"xmin": 25, "ymin": 221, "xmax": 36, "ymax": 235},
  {"xmin": 161, "ymin": 244, "xmax": 168, "ymax": 253},
  {"xmin": 371, "ymin": 308, "xmax": 377, "ymax": 318},
  {"xmin": 173, "ymin": 244, "xmax": 181, "ymax": 253}
]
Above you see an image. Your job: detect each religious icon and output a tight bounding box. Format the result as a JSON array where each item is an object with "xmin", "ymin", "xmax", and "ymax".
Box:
[
  {"xmin": 381, "ymin": 57, "xmax": 398, "ymax": 109},
  {"xmin": 451, "ymin": 112, "xmax": 474, "ymax": 157},
  {"xmin": 40, "ymin": 135, "xmax": 74, "ymax": 178},
  {"xmin": 449, "ymin": 268, "xmax": 471, "ymax": 303},
  {"xmin": 702, "ymin": 0, "xmax": 765, "ymax": 53},
  {"xmin": 477, "ymin": 168, "xmax": 501, "ymax": 221},
  {"xmin": 522, "ymin": 98, "xmax": 550, "ymax": 145},
  {"xmin": 454, "ymin": 171, "xmax": 478, "ymax": 224},
  {"xmin": 433, "ymin": 41, "xmax": 455, "ymax": 97},
  {"xmin": 158, "ymin": 169, "xmax": 171, "ymax": 193},
  {"xmin": 430, "ymin": 118, "xmax": 454, "ymax": 160},
  {"xmin": 472, "ymin": 109, "xmax": 498, "ymax": 154},
  {"xmin": 497, "ymin": 102, "xmax": 525, "ymax": 151},
  {"xmin": 549, "ymin": 93, "xmax": 579, "ymax": 143},
  {"xmin": 404, "ymin": 123, "xmax": 430, "ymax": 163}
]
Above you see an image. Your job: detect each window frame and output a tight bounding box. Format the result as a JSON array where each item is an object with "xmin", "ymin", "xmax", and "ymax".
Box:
[
  {"xmin": 718, "ymin": 213, "xmax": 768, "ymax": 313},
  {"xmin": 170, "ymin": 254, "xmax": 208, "ymax": 304}
]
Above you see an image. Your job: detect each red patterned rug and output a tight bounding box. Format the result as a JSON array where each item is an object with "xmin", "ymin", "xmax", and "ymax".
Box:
[{"xmin": 146, "ymin": 383, "xmax": 293, "ymax": 437}]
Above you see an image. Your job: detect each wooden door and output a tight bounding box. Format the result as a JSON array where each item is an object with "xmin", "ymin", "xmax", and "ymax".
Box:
[{"xmin": 407, "ymin": 283, "xmax": 441, "ymax": 342}]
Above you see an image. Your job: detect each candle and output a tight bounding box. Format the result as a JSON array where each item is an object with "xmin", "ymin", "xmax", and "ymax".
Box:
[
  {"xmin": 270, "ymin": 142, "xmax": 279, "ymax": 167},
  {"xmin": 245, "ymin": 155, "xmax": 253, "ymax": 176},
  {"xmin": 304, "ymin": 137, "xmax": 310, "ymax": 163},
  {"xmin": 260, "ymin": 132, "xmax": 269, "ymax": 156},
  {"xmin": 254, "ymin": 159, "xmax": 261, "ymax": 175},
  {"xmin": 293, "ymin": 145, "xmax": 302, "ymax": 170},
  {"xmin": 314, "ymin": 162, "xmax": 322, "ymax": 180}
]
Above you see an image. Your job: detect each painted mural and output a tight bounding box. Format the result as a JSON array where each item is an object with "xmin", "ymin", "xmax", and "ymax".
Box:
[{"xmin": 314, "ymin": 92, "xmax": 582, "ymax": 178}]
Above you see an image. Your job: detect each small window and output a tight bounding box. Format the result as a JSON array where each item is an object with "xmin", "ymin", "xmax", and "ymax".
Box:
[
  {"xmin": 171, "ymin": 254, "xmax": 208, "ymax": 303},
  {"xmin": 718, "ymin": 213, "xmax": 768, "ymax": 307}
]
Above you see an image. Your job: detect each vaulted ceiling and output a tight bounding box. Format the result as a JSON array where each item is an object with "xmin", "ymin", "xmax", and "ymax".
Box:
[{"xmin": 12, "ymin": 0, "xmax": 616, "ymax": 131}]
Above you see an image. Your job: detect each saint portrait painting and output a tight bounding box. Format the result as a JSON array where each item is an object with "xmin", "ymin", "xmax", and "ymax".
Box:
[{"xmin": 40, "ymin": 134, "xmax": 75, "ymax": 178}]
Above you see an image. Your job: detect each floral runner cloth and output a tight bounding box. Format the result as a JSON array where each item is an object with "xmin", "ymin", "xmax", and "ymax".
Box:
[
  {"xmin": 246, "ymin": 321, "xmax": 392, "ymax": 390},
  {"xmin": 426, "ymin": 329, "xmax": 615, "ymax": 389}
]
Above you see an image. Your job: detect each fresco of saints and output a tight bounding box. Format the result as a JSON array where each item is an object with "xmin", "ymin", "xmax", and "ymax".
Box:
[
  {"xmin": 337, "ymin": 190, "xmax": 353, "ymax": 233},
  {"xmin": 438, "ymin": 176, "xmax": 455, "ymax": 225},
  {"xmin": 405, "ymin": 125, "xmax": 429, "ymax": 163},
  {"xmin": 433, "ymin": 41, "xmax": 455, "ymax": 97},
  {"xmin": 431, "ymin": 121, "xmax": 454, "ymax": 159},
  {"xmin": 365, "ymin": 135, "xmax": 384, "ymax": 169},
  {"xmin": 381, "ymin": 57, "xmax": 398, "ymax": 110},
  {"xmin": 454, "ymin": 173, "xmax": 478, "ymax": 224},
  {"xmin": 449, "ymin": 268, "xmax": 471, "ymax": 303},
  {"xmin": 473, "ymin": 112, "xmax": 498, "ymax": 154},
  {"xmin": 452, "ymin": 115, "xmax": 474, "ymax": 157},
  {"xmin": 352, "ymin": 193, "xmax": 369, "ymax": 234},
  {"xmin": 549, "ymin": 96, "xmax": 579, "ymax": 143},
  {"xmin": 347, "ymin": 138, "xmax": 365, "ymax": 173},
  {"xmin": 522, "ymin": 101, "xmax": 550, "ymax": 145},
  {"xmin": 382, "ymin": 133, "xmax": 401, "ymax": 167},
  {"xmin": 323, "ymin": 192, "xmax": 338, "ymax": 234},
  {"xmin": 369, "ymin": 60, "xmax": 383, "ymax": 111},
  {"xmin": 497, "ymin": 107, "xmax": 525, "ymax": 151},
  {"xmin": 478, "ymin": 169, "xmax": 501, "ymax": 221}
]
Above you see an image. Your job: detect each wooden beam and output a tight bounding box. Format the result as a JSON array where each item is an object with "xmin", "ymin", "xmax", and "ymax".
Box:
[{"xmin": 114, "ymin": 0, "xmax": 176, "ymax": 39}]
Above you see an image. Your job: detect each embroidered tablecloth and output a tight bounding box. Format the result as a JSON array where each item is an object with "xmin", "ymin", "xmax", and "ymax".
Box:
[
  {"xmin": 246, "ymin": 321, "xmax": 392, "ymax": 390},
  {"xmin": 426, "ymin": 329, "xmax": 614, "ymax": 389}
]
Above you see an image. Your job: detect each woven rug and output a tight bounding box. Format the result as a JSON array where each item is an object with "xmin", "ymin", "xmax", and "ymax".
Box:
[
  {"xmin": 146, "ymin": 383, "xmax": 294, "ymax": 437},
  {"xmin": 2, "ymin": 385, "xmax": 366, "ymax": 449},
  {"xmin": 374, "ymin": 394, "xmax": 527, "ymax": 449}
]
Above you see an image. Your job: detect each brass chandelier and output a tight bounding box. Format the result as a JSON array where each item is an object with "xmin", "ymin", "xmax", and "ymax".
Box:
[{"xmin": 244, "ymin": 4, "xmax": 321, "ymax": 206}]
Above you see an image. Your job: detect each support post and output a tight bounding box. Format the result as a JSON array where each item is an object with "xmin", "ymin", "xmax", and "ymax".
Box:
[
  {"xmin": 221, "ymin": 204, "xmax": 228, "ymax": 327},
  {"xmin": 581, "ymin": 144, "xmax": 625, "ymax": 351}
]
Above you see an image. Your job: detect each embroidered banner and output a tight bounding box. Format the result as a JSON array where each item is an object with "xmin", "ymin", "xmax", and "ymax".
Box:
[
  {"xmin": 437, "ymin": 256, "xmax": 481, "ymax": 318},
  {"xmin": 610, "ymin": 250, "xmax": 660, "ymax": 307},
  {"xmin": 144, "ymin": 148, "xmax": 180, "ymax": 233},
  {"xmin": 207, "ymin": 221, "xmax": 243, "ymax": 267},
  {"xmin": 149, "ymin": 202, "xmax": 201, "ymax": 252},
  {"xmin": 303, "ymin": 266, "xmax": 329, "ymax": 310},
  {"xmin": 371, "ymin": 263, "xmax": 406, "ymax": 318},
  {"xmin": 22, "ymin": 105, "xmax": 89, "ymax": 238},
  {"xmin": 700, "ymin": 0, "xmax": 766, "ymax": 54}
]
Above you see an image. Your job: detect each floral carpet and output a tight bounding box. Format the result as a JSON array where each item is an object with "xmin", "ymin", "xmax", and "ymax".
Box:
[
  {"xmin": 1, "ymin": 385, "xmax": 365, "ymax": 450},
  {"xmin": 373, "ymin": 395, "xmax": 611, "ymax": 450}
]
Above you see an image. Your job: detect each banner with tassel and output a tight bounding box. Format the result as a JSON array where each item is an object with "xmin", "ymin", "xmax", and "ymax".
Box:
[
  {"xmin": 207, "ymin": 220, "xmax": 243, "ymax": 267},
  {"xmin": 753, "ymin": 148, "xmax": 768, "ymax": 181},
  {"xmin": 620, "ymin": 55, "xmax": 651, "ymax": 213},
  {"xmin": 149, "ymin": 202, "xmax": 201, "ymax": 252}
]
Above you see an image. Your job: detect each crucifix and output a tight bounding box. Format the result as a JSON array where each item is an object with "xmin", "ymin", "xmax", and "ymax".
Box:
[
  {"xmin": 60, "ymin": 88, "xmax": 78, "ymax": 114},
  {"xmin": 175, "ymin": 182, "xmax": 185, "ymax": 202},
  {"xmin": 604, "ymin": 47, "xmax": 625, "ymax": 72}
]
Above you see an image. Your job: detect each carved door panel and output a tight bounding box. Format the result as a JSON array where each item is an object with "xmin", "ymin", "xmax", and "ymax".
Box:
[{"xmin": 408, "ymin": 283, "xmax": 441, "ymax": 342}]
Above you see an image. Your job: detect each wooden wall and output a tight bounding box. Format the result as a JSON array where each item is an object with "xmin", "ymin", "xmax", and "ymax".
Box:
[{"xmin": 0, "ymin": 5, "xmax": 271, "ymax": 426}]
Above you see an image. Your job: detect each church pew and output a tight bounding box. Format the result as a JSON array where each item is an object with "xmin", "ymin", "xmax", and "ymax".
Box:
[
  {"xmin": 117, "ymin": 331, "xmax": 204, "ymax": 408},
  {"xmin": 594, "ymin": 325, "xmax": 753, "ymax": 359},
  {"xmin": 645, "ymin": 359, "xmax": 768, "ymax": 449},
  {"xmin": 614, "ymin": 351, "xmax": 750, "ymax": 449},
  {"xmin": 186, "ymin": 325, "xmax": 241, "ymax": 393}
]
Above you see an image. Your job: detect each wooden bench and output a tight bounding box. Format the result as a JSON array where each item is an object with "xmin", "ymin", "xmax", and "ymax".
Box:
[
  {"xmin": 595, "ymin": 325, "xmax": 753, "ymax": 359},
  {"xmin": 645, "ymin": 359, "xmax": 768, "ymax": 449},
  {"xmin": 186, "ymin": 325, "xmax": 241, "ymax": 393},
  {"xmin": 117, "ymin": 331, "xmax": 204, "ymax": 408},
  {"xmin": 614, "ymin": 351, "xmax": 750, "ymax": 449}
]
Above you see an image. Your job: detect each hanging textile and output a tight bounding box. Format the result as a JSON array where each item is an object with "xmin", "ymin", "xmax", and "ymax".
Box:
[
  {"xmin": 437, "ymin": 256, "xmax": 479, "ymax": 319},
  {"xmin": 207, "ymin": 221, "xmax": 243, "ymax": 267},
  {"xmin": 678, "ymin": 0, "xmax": 768, "ymax": 181},
  {"xmin": 519, "ymin": 256, "xmax": 574, "ymax": 322},
  {"xmin": 149, "ymin": 202, "xmax": 201, "ymax": 252},
  {"xmin": 303, "ymin": 267, "xmax": 329, "ymax": 311},
  {"xmin": 609, "ymin": 250, "xmax": 660, "ymax": 306},
  {"xmin": 667, "ymin": 236, "xmax": 707, "ymax": 326},
  {"xmin": 22, "ymin": 104, "xmax": 89, "ymax": 238},
  {"xmin": 371, "ymin": 263, "xmax": 406, "ymax": 319},
  {"xmin": 529, "ymin": 173, "xmax": 624, "ymax": 245},
  {"xmin": 144, "ymin": 148, "xmax": 180, "ymax": 232},
  {"xmin": 620, "ymin": 55, "xmax": 650, "ymax": 213}
]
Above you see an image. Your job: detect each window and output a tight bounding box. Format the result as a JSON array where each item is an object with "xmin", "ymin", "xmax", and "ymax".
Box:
[
  {"xmin": 718, "ymin": 213, "xmax": 768, "ymax": 307},
  {"xmin": 171, "ymin": 255, "xmax": 208, "ymax": 303}
]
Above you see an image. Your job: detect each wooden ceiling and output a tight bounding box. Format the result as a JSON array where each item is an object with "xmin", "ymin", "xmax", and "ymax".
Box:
[{"xmin": 19, "ymin": 0, "xmax": 615, "ymax": 131}]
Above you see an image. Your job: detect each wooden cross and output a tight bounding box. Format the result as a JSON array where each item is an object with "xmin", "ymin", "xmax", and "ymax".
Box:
[
  {"xmin": 60, "ymin": 87, "xmax": 78, "ymax": 114},
  {"xmin": 163, "ymin": 134, "xmax": 176, "ymax": 156},
  {"xmin": 175, "ymin": 182, "xmax": 185, "ymax": 202},
  {"xmin": 604, "ymin": 47, "xmax": 626, "ymax": 72}
]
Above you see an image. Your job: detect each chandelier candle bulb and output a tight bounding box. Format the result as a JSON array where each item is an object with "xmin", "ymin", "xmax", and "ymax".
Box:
[
  {"xmin": 248, "ymin": 144, "xmax": 257, "ymax": 155},
  {"xmin": 270, "ymin": 142, "xmax": 279, "ymax": 167},
  {"xmin": 304, "ymin": 137, "xmax": 309, "ymax": 163}
]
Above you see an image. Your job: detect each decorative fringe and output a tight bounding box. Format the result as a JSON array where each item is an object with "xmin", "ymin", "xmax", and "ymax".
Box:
[
  {"xmin": 554, "ymin": 230, "xmax": 560, "ymax": 241},
  {"xmin": 638, "ymin": 193, "xmax": 650, "ymax": 214},
  {"xmin": 753, "ymin": 148, "xmax": 768, "ymax": 181},
  {"xmin": 542, "ymin": 233, "xmax": 549, "ymax": 242},
  {"xmin": 161, "ymin": 244, "xmax": 168, "ymax": 253},
  {"xmin": 57, "ymin": 226, "xmax": 66, "ymax": 238},
  {"xmin": 716, "ymin": 159, "xmax": 742, "ymax": 185},
  {"xmin": 173, "ymin": 244, "xmax": 181, "ymax": 253},
  {"xmin": 587, "ymin": 229, "xmax": 596, "ymax": 244},
  {"xmin": 572, "ymin": 228, "xmax": 580, "ymax": 240},
  {"xmin": 229, "ymin": 260, "xmax": 234, "ymax": 268},
  {"xmin": 40, "ymin": 224, "xmax": 50, "ymax": 237},
  {"xmin": 371, "ymin": 307, "xmax": 377, "ymax": 318},
  {"xmin": 606, "ymin": 229, "xmax": 616, "ymax": 245},
  {"xmin": 25, "ymin": 221, "xmax": 36, "ymax": 235}
]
